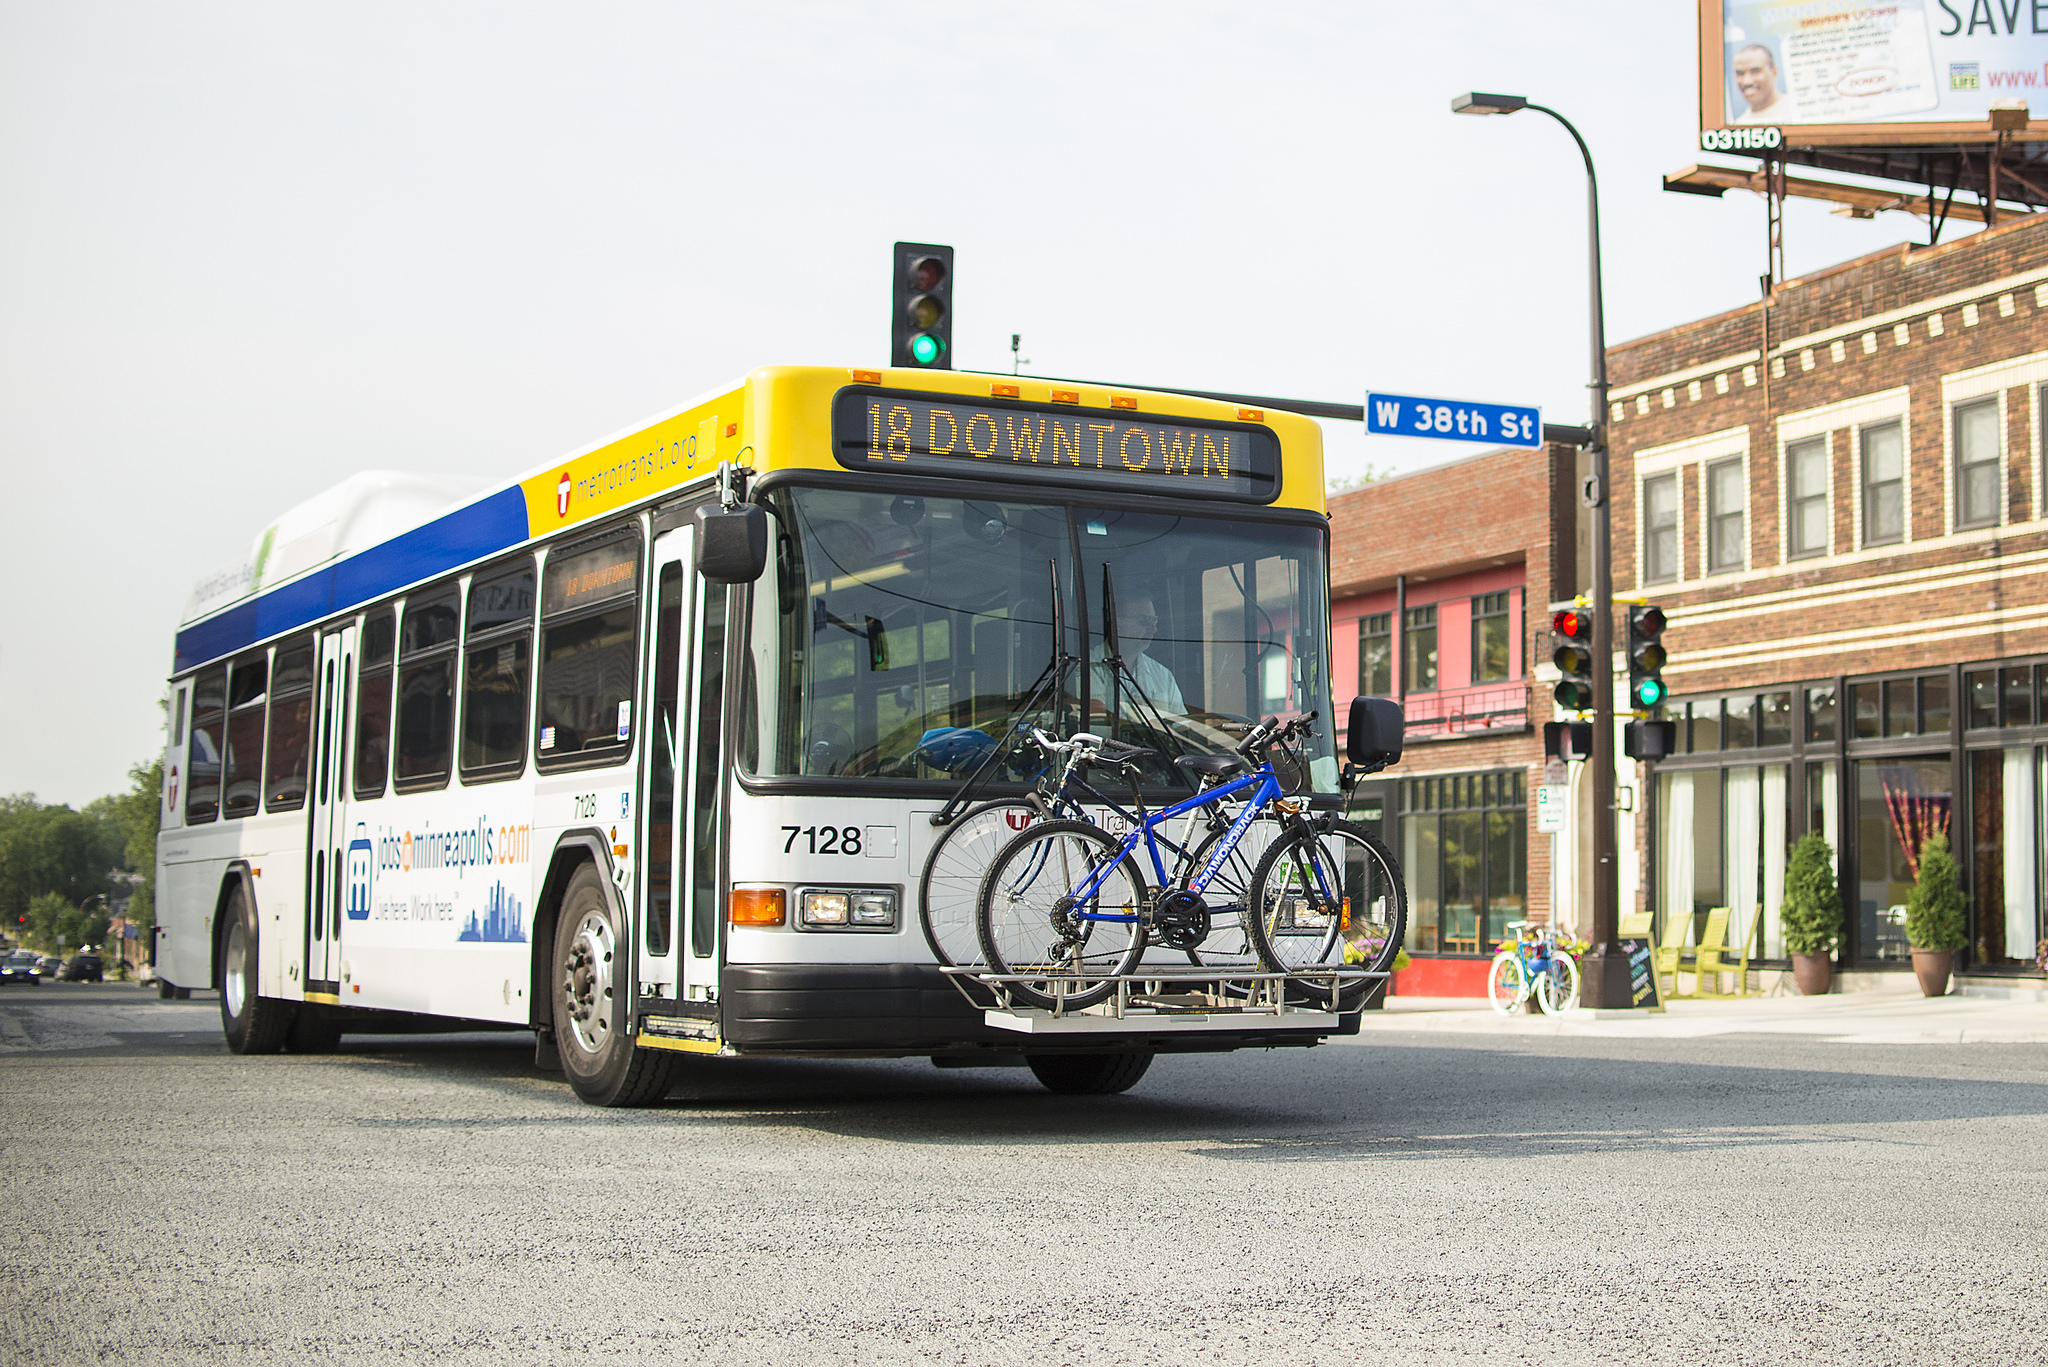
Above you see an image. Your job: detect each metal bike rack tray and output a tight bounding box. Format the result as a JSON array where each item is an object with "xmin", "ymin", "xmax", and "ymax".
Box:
[{"xmin": 941, "ymin": 965, "xmax": 1384, "ymax": 1035}]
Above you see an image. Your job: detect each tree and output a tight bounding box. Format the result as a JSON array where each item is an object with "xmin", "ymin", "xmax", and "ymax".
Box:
[
  {"xmin": 0, "ymin": 797, "xmax": 116, "ymax": 930},
  {"xmin": 98, "ymin": 759, "xmax": 161, "ymax": 934},
  {"xmin": 1780, "ymin": 833, "xmax": 1844, "ymax": 957},
  {"xmin": 1905, "ymin": 832, "xmax": 1968, "ymax": 953}
]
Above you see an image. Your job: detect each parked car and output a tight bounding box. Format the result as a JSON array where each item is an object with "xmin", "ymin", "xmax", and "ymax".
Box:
[
  {"xmin": 38, "ymin": 955, "xmax": 63, "ymax": 977},
  {"xmin": 59, "ymin": 953, "xmax": 104, "ymax": 983},
  {"xmin": 1, "ymin": 952, "xmax": 42, "ymax": 985}
]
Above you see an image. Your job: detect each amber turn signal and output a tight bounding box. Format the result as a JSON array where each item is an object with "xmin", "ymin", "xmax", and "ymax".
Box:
[{"xmin": 729, "ymin": 887, "xmax": 786, "ymax": 926}]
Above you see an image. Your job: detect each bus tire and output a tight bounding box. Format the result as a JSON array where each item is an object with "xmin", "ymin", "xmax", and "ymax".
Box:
[
  {"xmin": 1025, "ymin": 1050, "xmax": 1153, "ymax": 1095},
  {"xmin": 550, "ymin": 864, "xmax": 675, "ymax": 1107},
  {"xmin": 218, "ymin": 884, "xmax": 293, "ymax": 1055}
]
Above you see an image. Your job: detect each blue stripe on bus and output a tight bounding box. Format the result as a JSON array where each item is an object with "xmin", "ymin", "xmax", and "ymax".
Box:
[{"xmin": 174, "ymin": 486, "xmax": 531, "ymax": 671}]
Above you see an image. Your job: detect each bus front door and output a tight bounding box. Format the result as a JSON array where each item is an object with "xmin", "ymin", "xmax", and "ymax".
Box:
[
  {"xmin": 645, "ymin": 527, "xmax": 720, "ymax": 1008},
  {"xmin": 305, "ymin": 627, "xmax": 354, "ymax": 996}
]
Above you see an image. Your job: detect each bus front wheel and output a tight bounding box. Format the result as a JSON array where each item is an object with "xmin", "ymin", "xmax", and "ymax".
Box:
[{"xmin": 550, "ymin": 864, "xmax": 676, "ymax": 1107}]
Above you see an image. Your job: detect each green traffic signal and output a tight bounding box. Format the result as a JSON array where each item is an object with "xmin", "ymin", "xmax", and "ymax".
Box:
[
  {"xmin": 1554, "ymin": 680, "xmax": 1593, "ymax": 711},
  {"xmin": 1633, "ymin": 677, "xmax": 1667, "ymax": 708},
  {"xmin": 909, "ymin": 332, "xmax": 946, "ymax": 365}
]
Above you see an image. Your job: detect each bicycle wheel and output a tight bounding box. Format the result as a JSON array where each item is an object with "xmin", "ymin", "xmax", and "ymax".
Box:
[
  {"xmin": 977, "ymin": 819, "xmax": 1148, "ymax": 1011},
  {"xmin": 918, "ymin": 798, "xmax": 1042, "ymax": 967},
  {"xmin": 1536, "ymin": 952, "xmax": 1581, "ymax": 1016},
  {"xmin": 1243, "ymin": 820, "xmax": 1407, "ymax": 1007},
  {"xmin": 1486, "ymin": 952, "xmax": 1525, "ymax": 1015}
]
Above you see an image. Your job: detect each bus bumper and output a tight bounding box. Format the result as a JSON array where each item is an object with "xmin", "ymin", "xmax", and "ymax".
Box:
[{"xmin": 716, "ymin": 963, "xmax": 1353, "ymax": 1056}]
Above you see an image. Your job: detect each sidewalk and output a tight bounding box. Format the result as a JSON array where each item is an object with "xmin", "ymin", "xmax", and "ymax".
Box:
[{"xmin": 1353, "ymin": 981, "xmax": 2048, "ymax": 1043}]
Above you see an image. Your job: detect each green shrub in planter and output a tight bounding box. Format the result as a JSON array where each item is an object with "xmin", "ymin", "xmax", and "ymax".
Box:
[
  {"xmin": 1781, "ymin": 833, "xmax": 1844, "ymax": 957},
  {"xmin": 1904, "ymin": 833, "xmax": 1968, "ymax": 953}
]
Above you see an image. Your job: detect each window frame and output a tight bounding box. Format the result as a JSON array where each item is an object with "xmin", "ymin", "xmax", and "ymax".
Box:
[
  {"xmin": 392, "ymin": 582, "xmax": 463, "ymax": 794},
  {"xmin": 1704, "ymin": 455, "xmax": 1746, "ymax": 575},
  {"xmin": 352, "ymin": 610, "xmax": 397, "ymax": 801},
  {"xmin": 1403, "ymin": 603, "xmax": 1438, "ymax": 695},
  {"xmin": 1860, "ymin": 418, "xmax": 1905, "ymax": 547},
  {"xmin": 535, "ymin": 525, "xmax": 644, "ymax": 775},
  {"xmin": 261, "ymin": 635, "xmax": 317, "ymax": 814},
  {"xmin": 1785, "ymin": 435, "xmax": 1829, "ymax": 560},
  {"xmin": 1470, "ymin": 591, "xmax": 1510, "ymax": 685},
  {"xmin": 458, "ymin": 556, "xmax": 536, "ymax": 784},
  {"xmin": 221, "ymin": 651, "xmax": 270, "ymax": 821},
  {"xmin": 1952, "ymin": 395, "xmax": 2002, "ymax": 531},
  {"xmin": 1358, "ymin": 612, "xmax": 1392, "ymax": 697},
  {"xmin": 1642, "ymin": 471, "xmax": 1679, "ymax": 584}
]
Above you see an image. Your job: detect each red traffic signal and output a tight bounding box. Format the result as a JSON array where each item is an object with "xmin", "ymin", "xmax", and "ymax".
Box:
[{"xmin": 1552, "ymin": 608, "xmax": 1591, "ymax": 641}]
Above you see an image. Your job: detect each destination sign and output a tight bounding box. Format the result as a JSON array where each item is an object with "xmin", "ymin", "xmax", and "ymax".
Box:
[{"xmin": 832, "ymin": 390, "xmax": 1279, "ymax": 502}]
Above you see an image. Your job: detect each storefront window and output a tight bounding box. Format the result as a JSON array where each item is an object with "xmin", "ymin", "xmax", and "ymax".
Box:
[
  {"xmin": 1806, "ymin": 686, "xmax": 1837, "ymax": 743},
  {"xmin": 1400, "ymin": 771, "xmax": 1525, "ymax": 955},
  {"xmin": 1659, "ymin": 766, "xmax": 1788, "ymax": 957},
  {"xmin": 1855, "ymin": 757, "xmax": 1953, "ymax": 964},
  {"xmin": 1970, "ymin": 748, "xmax": 2038, "ymax": 968}
]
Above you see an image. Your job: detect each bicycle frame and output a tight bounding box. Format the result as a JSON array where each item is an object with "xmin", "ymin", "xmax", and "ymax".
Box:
[{"xmin": 1054, "ymin": 764, "xmax": 1293, "ymax": 925}]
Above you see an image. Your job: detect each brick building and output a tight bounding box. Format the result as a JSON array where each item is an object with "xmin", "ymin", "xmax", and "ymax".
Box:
[
  {"xmin": 1327, "ymin": 442, "xmax": 1589, "ymax": 993},
  {"xmin": 1605, "ymin": 212, "xmax": 2048, "ymax": 983}
]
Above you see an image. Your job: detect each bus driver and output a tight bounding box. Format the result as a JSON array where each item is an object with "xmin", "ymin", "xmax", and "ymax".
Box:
[{"xmin": 1090, "ymin": 593, "xmax": 1185, "ymax": 717}]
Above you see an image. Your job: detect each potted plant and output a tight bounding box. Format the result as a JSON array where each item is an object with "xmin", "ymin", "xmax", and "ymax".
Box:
[
  {"xmin": 1780, "ymin": 833, "xmax": 1844, "ymax": 995},
  {"xmin": 1904, "ymin": 832, "xmax": 1968, "ymax": 997}
]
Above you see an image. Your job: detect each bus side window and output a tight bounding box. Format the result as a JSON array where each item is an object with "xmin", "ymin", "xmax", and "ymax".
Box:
[
  {"xmin": 460, "ymin": 560, "xmax": 535, "ymax": 781},
  {"xmin": 186, "ymin": 668, "xmax": 225, "ymax": 824},
  {"xmin": 263, "ymin": 638, "xmax": 316, "ymax": 813},
  {"xmin": 691, "ymin": 584, "xmax": 726, "ymax": 958},
  {"xmin": 222, "ymin": 653, "xmax": 269, "ymax": 820},
  {"xmin": 646, "ymin": 563, "xmax": 683, "ymax": 957},
  {"xmin": 395, "ymin": 590, "xmax": 460, "ymax": 791},
  {"xmin": 537, "ymin": 534, "xmax": 640, "ymax": 769},
  {"xmin": 354, "ymin": 612, "xmax": 396, "ymax": 800}
]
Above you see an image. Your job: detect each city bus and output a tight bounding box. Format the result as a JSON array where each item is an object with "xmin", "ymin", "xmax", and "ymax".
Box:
[{"xmin": 155, "ymin": 364, "xmax": 1365, "ymax": 1105}]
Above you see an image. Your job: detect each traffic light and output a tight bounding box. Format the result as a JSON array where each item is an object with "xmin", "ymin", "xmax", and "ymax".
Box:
[
  {"xmin": 890, "ymin": 242, "xmax": 954, "ymax": 369},
  {"xmin": 1624, "ymin": 719, "xmax": 1678, "ymax": 759},
  {"xmin": 1551, "ymin": 607, "xmax": 1594, "ymax": 713},
  {"xmin": 1627, "ymin": 604, "xmax": 1668, "ymax": 711}
]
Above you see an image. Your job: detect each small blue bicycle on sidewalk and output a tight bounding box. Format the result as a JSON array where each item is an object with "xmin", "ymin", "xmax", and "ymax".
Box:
[{"xmin": 972, "ymin": 710, "xmax": 1406, "ymax": 1011}]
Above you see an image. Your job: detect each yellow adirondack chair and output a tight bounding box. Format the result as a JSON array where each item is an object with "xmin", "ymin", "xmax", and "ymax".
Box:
[
  {"xmin": 1695, "ymin": 904, "xmax": 1762, "ymax": 999},
  {"xmin": 1659, "ymin": 906, "xmax": 1730, "ymax": 1000}
]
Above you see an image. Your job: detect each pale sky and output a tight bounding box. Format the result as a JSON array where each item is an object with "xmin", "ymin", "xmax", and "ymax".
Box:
[{"xmin": 0, "ymin": 1, "xmax": 1970, "ymax": 807}]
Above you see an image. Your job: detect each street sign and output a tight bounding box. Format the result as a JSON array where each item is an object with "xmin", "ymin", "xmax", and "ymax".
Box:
[
  {"xmin": 1366, "ymin": 391, "xmax": 1542, "ymax": 448},
  {"xmin": 1536, "ymin": 784, "xmax": 1568, "ymax": 833}
]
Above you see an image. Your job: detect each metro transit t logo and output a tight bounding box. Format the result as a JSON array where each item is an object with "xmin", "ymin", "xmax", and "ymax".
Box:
[{"xmin": 556, "ymin": 472, "xmax": 572, "ymax": 517}]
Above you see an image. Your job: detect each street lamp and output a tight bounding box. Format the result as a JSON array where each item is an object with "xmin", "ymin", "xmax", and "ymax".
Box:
[{"xmin": 1452, "ymin": 90, "xmax": 1628, "ymax": 1009}]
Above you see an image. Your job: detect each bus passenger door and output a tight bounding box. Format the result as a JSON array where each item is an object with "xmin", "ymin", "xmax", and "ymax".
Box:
[
  {"xmin": 643, "ymin": 529, "xmax": 711, "ymax": 1004},
  {"xmin": 305, "ymin": 627, "xmax": 354, "ymax": 996}
]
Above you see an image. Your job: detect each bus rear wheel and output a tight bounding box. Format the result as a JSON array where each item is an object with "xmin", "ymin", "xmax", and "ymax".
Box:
[
  {"xmin": 550, "ymin": 864, "xmax": 676, "ymax": 1107},
  {"xmin": 219, "ymin": 884, "xmax": 293, "ymax": 1054},
  {"xmin": 1026, "ymin": 1050, "xmax": 1153, "ymax": 1095}
]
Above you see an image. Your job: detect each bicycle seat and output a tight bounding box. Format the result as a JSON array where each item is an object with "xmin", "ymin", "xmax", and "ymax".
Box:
[{"xmin": 1174, "ymin": 754, "xmax": 1246, "ymax": 779}]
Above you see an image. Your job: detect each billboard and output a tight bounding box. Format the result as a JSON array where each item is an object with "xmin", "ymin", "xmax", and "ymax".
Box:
[{"xmin": 1700, "ymin": 0, "xmax": 2048, "ymax": 144}]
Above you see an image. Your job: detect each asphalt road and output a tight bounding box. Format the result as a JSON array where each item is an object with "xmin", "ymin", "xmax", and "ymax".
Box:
[{"xmin": 3, "ymin": 983, "xmax": 2047, "ymax": 1365}]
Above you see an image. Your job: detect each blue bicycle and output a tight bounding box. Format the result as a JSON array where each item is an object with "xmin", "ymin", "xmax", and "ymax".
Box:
[{"xmin": 973, "ymin": 712, "xmax": 1406, "ymax": 1010}]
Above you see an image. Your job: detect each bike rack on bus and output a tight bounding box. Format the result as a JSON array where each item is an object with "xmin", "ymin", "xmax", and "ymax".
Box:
[{"xmin": 939, "ymin": 964, "xmax": 1388, "ymax": 1034}]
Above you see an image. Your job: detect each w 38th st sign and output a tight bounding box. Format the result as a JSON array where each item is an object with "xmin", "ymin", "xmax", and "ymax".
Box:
[{"xmin": 1366, "ymin": 391, "xmax": 1542, "ymax": 450}]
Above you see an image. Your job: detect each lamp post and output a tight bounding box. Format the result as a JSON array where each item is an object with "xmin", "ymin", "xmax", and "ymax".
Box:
[{"xmin": 1452, "ymin": 91, "xmax": 1629, "ymax": 1008}]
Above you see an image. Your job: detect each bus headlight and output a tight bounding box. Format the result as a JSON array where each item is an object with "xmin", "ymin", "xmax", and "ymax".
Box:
[{"xmin": 798, "ymin": 887, "xmax": 898, "ymax": 931}]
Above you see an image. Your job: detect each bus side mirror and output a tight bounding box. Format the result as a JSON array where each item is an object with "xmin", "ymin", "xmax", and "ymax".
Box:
[
  {"xmin": 695, "ymin": 504, "xmax": 768, "ymax": 584},
  {"xmin": 1347, "ymin": 695, "xmax": 1404, "ymax": 769}
]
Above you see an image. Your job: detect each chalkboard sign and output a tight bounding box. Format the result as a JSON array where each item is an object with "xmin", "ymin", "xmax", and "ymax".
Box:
[{"xmin": 1617, "ymin": 912, "xmax": 1663, "ymax": 1012}]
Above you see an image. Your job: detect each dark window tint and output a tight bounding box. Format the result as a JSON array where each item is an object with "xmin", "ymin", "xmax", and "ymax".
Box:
[
  {"xmin": 1885, "ymin": 679, "xmax": 1916, "ymax": 736},
  {"xmin": 647, "ymin": 564, "xmax": 684, "ymax": 957},
  {"xmin": 1724, "ymin": 694, "xmax": 1755, "ymax": 748},
  {"xmin": 353, "ymin": 613, "xmax": 395, "ymax": 800},
  {"xmin": 1692, "ymin": 698, "xmax": 1721, "ymax": 752},
  {"xmin": 1853, "ymin": 681, "xmax": 1882, "ymax": 739},
  {"xmin": 2002, "ymin": 666, "xmax": 2032, "ymax": 727},
  {"xmin": 263, "ymin": 639, "xmax": 316, "ymax": 812},
  {"xmin": 223, "ymin": 655, "xmax": 268, "ymax": 819},
  {"xmin": 692, "ymin": 584, "xmax": 727, "ymax": 958},
  {"xmin": 462, "ymin": 640, "xmax": 530, "ymax": 773},
  {"xmin": 1806, "ymin": 685, "xmax": 1837, "ymax": 744},
  {"xmin": 395, "ymin": 592, "xmax": 459, "ymax": 788},
  {"xmin": 461, "ymin": 563, "xmax": 534, "ymax": 779},
  {"xmin": 396, "ymin": 657, "xmax": 455, "ymax": 786},
  {"xmin": 1922, "ymin": 673, "xmax": 1951, "ymax": 736},
  {"xmin": 1760, "ymin": 691, "xmax": 1793, "ymax": 747},
  {"xmin": 1966, "ymin": 670, "xmax": 1998, "ymax": 730},
  {"xmin": 1359, "ymin": 612, "xmax": 1392, "ymax": 696},
  {"xmin": 539, "ymin": 536, "xmax": 640, "ymax": 767},
  {"xmin": 186, "ymin": 667, "xmax": 226, "ymax": 823}
]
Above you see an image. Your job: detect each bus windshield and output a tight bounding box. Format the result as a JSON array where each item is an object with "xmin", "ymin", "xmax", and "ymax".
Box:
[{"xmin": 741, "ymin": 484, "xmax": 1334, "ymax": 787}]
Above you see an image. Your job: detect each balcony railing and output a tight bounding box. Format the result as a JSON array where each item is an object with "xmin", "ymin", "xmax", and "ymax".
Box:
[{"xmin": 1401, "ymin": 683, "xmax": 1531, "ymax": 740}]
